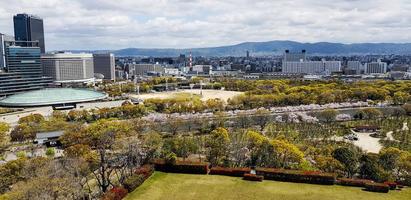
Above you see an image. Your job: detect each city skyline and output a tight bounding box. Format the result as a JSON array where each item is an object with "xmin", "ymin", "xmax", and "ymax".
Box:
[{"xmin": 0, "ymin": 0, "xmax": 410, "ymax": 50}]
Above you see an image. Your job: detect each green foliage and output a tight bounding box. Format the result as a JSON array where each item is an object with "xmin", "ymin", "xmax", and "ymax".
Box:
[
  {"xmin": 163, "ymin": 137, "xmax": 198, "ymax": 160},
  {"xmin": 332, "ymin": 147, "xmax": 360, "ymax": 178},
  {"xmin": 16, "ymin": 151, "xmax": 26, "ymax": 159},
  {"xmin": 206, "ymin": 127, "xmax": 230, "ymax": 166},
  {"xmin": 164, "ymin": 152, "xmax": 177, "ymax": 165},
  {"xmin": 10, "ymin": 113, "xmax": 69, "ymax": 142},
  {"xmin": 359, "ymin": 153, "xmax": 384, "ymax": 181},
  {"xmin": 0, "ymin": 158, "xmax": 27, "ymax": 193},
  {"xmin": 0, "ymin": 122, "xmax": 10, "ymax": 147},
  {"xmin": 318, "ymin": 109, "xmax": 339, "ymax": 122},
  {"xmin": 45, "ymin": 148, "xmax": 55, "ymax": 157}
]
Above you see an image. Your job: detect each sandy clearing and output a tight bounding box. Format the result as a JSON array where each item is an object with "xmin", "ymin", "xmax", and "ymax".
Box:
[{"xmin": 131, "ymin": 89, "xmax": 243, "ymax": 102}]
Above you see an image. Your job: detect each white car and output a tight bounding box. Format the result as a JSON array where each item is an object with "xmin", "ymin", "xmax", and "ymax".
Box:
[{"xmin": 343, "ymin": 134, "xmax": 359, "ymax": 141}]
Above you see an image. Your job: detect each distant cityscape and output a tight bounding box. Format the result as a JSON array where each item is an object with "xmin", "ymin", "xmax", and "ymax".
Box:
[{"xmin": 2, "ymin": 13, "xmax": 411, "ymax": 99}]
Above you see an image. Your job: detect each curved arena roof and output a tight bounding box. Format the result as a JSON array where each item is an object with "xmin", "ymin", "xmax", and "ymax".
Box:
[{"xmin": 0, "ymin": 88, "xmax": 108, "ymax": 107}]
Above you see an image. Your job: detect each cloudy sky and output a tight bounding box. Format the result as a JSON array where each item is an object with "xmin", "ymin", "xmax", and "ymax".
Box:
[{"xmin": 0, "ymin": 0, "xmax": 410, "ymax": 50}]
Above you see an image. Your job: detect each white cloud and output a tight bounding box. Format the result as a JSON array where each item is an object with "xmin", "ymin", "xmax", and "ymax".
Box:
[{"xmin": 0, "ymin": 0, "xmax": 410, "ymax": 50}]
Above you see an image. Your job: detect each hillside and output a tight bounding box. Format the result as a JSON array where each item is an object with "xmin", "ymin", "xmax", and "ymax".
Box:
[{"xmin": 111, "ymin": 40, "xmax": 411, "ymax": 57}]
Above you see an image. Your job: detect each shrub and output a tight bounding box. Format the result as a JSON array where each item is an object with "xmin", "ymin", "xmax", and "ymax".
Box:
[
  {"xmin": 337, "ymin": 178, "xmax": 373, "ymax": 187},
  {"xmin": 101, "ymin": 187, "xmax": 128, "ymax": 200},
  {"xmin": 45, "ymin": 148, "xmax": 55, "ymax": 157},
  {"xmin": 165, "ymin": 152, "xmax": 177, "ymax": 165},
  {"xmin": 123, "ymin": 174, "xmax": 145, "ymax": 192},
  {"xmin": 256, "ymin": 168, "xmax": 336, "ymax": 185},
  {"xmin": 243, "ymin": 173, "xmax": 263, "ymax": 182},
  {"xmin": 383, "ymin": 181, "xmax": 397, "ymax": 190},
  {"xmin": 123, "ymin": 165, "xmax": 154, "ymax": 192},
  {"xmin": 364, "ymin": 182, "xmax": 389, "ymax": 193},
  {"xmin": 153, "ymin": 159, "xmax": 209, "ymax": 174},
  {"xmin": 209, "ymin": 167, "xmax": 250, "ymax": 177},
  {"xmin": 135, "ymin": 165, "xmax": 154, "ymax": 179},
  {"xmin": 123, "ymin": 174, "xmax": 146, "ymax": 192}
]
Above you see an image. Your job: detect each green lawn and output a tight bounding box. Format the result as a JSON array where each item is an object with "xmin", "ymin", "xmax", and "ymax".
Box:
[{"xmin": 125, "ymin": 172, "xmax": 411, "ymax": 200}]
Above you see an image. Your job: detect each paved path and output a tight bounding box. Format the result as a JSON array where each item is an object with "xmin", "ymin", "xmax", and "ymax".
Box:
[{"xmin": 351, "ymin": 132, "xmax": 383, "ymax": 153}]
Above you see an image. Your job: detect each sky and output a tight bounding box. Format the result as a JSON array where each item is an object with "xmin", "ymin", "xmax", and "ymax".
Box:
[{"xmin": 0, "ymin": 0, "xmax": 410, "ymax": 50}]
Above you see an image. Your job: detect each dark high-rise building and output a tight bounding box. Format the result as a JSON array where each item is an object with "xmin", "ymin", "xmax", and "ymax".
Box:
[
  {"xmin": 93, "ymin": 53, "xmax": 115, "ymax": 81},
  {"xmin": 13, "ymin": 14, "xmax": 45, "ymax": 53}
]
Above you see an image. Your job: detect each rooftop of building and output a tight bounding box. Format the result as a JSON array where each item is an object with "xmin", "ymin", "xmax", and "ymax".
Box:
[
  {"xmin": 41, "ymin": 52, "xmax": 93, "ymax": 59},
  {"xmin": 0, "ymin": 88, "xmax": 107, "ymax": 107}
]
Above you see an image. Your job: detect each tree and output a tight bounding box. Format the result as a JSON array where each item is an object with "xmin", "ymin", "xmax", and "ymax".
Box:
[
  {"xmin": 163, "ymin": 137, "xmax": 198, "ymax": 161},
  {"xmin": 17, "ymin": 113, "xmax": 44, "ymax": 125},
  {"xmin": 5, "ymin": 159, "xmax": 85, "ymax": 200},
  {"xmin": 236, "ymin": 111, "xmax": 250, "ymax": 129},
  {"xmin": 270, "ymin": 139, "xmax": 304, "ymax": 168},
  {"xmin": 253, "ymin": 109, "xmax": 271, "ymax": 131},
  {"xmin": 10, "ymin": 124, "xmax": 35, "ymax": 142},
  {"xmin": 247, "ymin": 130, "xmax": 304, "ymax": 168},
  {"xmin": 142, "ymin": 131, "xmax": 163, "ymax": 160},
  {"xmin": 402, "ymin": 103, "xmax": 411, "ymax": 115},
  {"xmin": 205, "ymin": 127, "xmax": 230, "ymax": 166},
  {"xmin": 62, "ymin": 119, "xmax": 134, "ymax": 193},
  {"xmin": 362, "ymin": 108, "xmax": 383, "ymax": 120},
  {"xmin": 0, "ymin": 158, "xmax": 27, "ymax": 193},
  {"xmin": 359, "ymin": 153, "xmax": 383, "ymax": 181},
  {"xmin": 315, "ymin": 156, "xmax": 344, "ymax": 174},
  {"xmin": 332, "ymin": 147, "xmax": 360, "ymax": 178},
  {"xmin": 318, "ymin": 109, "xmax": 338, "ymax": 123},
  {"xmin": 0, "ymin": 122, "xmax": 10, "ymax": 149},
  {"xmin": 393, "ymin": 91, "xmax": 410, "ymax": 105},
  {"xmin": 166, "ymin": 116, "xmax": 183, "ymax": 135}
]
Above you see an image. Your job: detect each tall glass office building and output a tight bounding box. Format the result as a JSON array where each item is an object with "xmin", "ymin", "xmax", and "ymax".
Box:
[
  {"xmin": 0, "ymin": 41, "xmax": 52, "ymax": 97},
  {"xmin": 13, "ymin": 14, "xmax": 45, "ymax": 53}
]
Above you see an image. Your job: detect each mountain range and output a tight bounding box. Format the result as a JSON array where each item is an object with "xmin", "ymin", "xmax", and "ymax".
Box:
[{"xmin": 68, "ymin": 40, "xmax": 411, "ymax": 57}]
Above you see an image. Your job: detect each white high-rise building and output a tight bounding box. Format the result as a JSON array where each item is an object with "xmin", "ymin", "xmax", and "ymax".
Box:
[
  {"xmin": 365, "ymin": 59, "xmax": 387, "ymax": 74},
  {"xmin": 41, "ymin": 53, "xmax": 94, "ymax": 83},
  {"xmin": 282, "ymin": 51, "xmax": 341, "ymax": 75},
  {"xmin": 0, "ymin": 33, "xmax": 14, "ymax": 69}
]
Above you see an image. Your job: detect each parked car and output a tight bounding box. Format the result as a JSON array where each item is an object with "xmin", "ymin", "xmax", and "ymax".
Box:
[{"xmin": 343, "ymin": 134, "xmax": 359, "ymax": 141}]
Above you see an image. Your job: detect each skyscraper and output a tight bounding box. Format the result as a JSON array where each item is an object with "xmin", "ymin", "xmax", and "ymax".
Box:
[
  {"xmin": 13, "ymin": 13, "xmax": 46, "ymax": 53},
  {"xmin": 93, "ymin": 53, "xmax": 116, "ymax": 81}
]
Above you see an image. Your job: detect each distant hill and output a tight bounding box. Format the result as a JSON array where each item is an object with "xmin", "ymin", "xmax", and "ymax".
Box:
[{"xmin": 67, "ymin": 40, "xmax": 411, "ymax": 57}]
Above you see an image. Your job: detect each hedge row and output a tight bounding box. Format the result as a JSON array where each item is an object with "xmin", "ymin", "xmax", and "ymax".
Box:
[
  {"xmin": 243, "ymin": 173, "xmax": 264, "ymax": 182},
  {"xmin": 209, "ymin": 167, "xmax": 251, "ymax": 177},
  {"xmin": 123, "ymin": 165, "xmax": 154, "ymax": 192},
  {"xmin": 152, "ymin": 159, "xmax": 209, "ymax": 174},
  {"xmin": 383, "ymin": 181, "xmax": 397, "ymax": 190},
  {"xmin": 336, "ymin": 178, "xmax": 373, "ymax": 187},
  {"xmin": 256, "ymin": 168, "xmax": 336, "ymax": 185},
  {"xmin": 101, "ymin": 187, "xmax": 128, "ymax": 200},
  {"xmin": 365, "ymin": 182, "xmax": 390, "ymax": 193}
]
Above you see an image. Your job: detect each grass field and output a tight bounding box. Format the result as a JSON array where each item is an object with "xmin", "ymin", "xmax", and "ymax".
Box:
[{"xmin": 125, "ymin": 172, "xmax": 411, "ymax": 200}]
